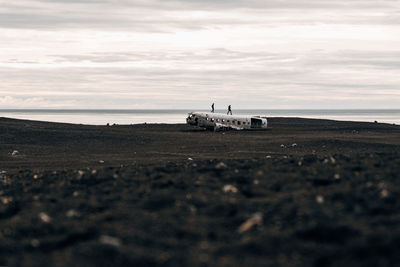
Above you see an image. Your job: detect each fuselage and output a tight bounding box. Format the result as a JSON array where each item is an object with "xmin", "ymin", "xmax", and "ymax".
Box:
[{"xmin": 186, "ymin": 112, "xmax": 268, "ymax": 130}]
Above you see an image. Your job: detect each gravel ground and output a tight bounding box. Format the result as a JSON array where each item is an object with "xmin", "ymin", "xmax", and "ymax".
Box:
[{"xmin": 0, "ymin": 117, "xmax": 399, "ymax": 266}]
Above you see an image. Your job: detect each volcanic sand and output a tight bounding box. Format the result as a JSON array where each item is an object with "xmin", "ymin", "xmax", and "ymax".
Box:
[{"xmin": 0, "ymin": 117, "xmax": 399, "ymax": 266}]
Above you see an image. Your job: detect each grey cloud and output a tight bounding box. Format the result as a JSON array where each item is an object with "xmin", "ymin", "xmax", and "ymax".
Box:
[
  {"xmin": 34, "ymin": 0, "xmax": 400, "ymax": 10},
  {"xmin": 1, "ymin": 0, "xmax": 399, "ymax": 30},
  {"xmin": 50, "ymin": 49, "xmax": 295, "ymax": 64},
  {"xmin": 303, "ymin": 51, "xmax": 400, "ymax": 70},
  {"xmin": 1, "ymin": 60, "xmax": 399, "ymax": 109}
]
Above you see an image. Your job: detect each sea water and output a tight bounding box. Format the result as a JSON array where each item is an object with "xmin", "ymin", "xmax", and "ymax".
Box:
[{"xmin": 0, "ymin": 109, "xmax": 399, "ymax": 125}]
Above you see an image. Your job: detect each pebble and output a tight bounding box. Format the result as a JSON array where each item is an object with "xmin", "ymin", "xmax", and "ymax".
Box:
[
  {"xmin": 378, "ymin": 182, "xmax": 386, "ymax": 189},
  {"xmin": 39, "ymin": 212, "xmax": 52, "ymax": 223},
  {"xmin": 238, "ymin": 212, "xmax": 263, "ymax": 233},
  {"xmin": 1, "ymin": 196, "xmax": 13, "ymax": 205},
  {"xmin": 334, "ymin": 173, "xmax": 341, "ymax": 180},
  {"xmin": 99, "ymin": 235, "xmax": 121, "ymax": 247},
  {"xmin": 99, "ymin": 160, "xmax": 105, "ymax": 164},
  {"xmin": 77, "ymin": 170, "xmax": 85, "ymax": 179},
  {"xmin": 31, "ymin": 239, "xmax": 40, "ymax": 248},
  {"xmin": 215, "ymin": 162, "xmax": 227, "ymax": 169},
  {"xmin": 223, "ymin": 184, "xmax": 238, "ymax": 193},
  {"xmin": 316, "ymin": 195, "xmax": 324, "ymax": 204},
  {"xmin": 189, "ymin": 205, "xmax": 197, "ymax": 214},
  {"xmin": 73, "ymin": 191, "xmax": 79, "ymax": 197},
  {"xmin": 188, "ymin": 158, "xmax": 193, "ymax": 161},
  {"xmin": 33, "ymin": 174, "xmax": 39, "ymax": 179},
  {"xmin": 253, "ymin": 179, "xmax": 259, "ymax": 185},
  {"xmin": 381, "ymin": 189, "xmax": 389, "ymax": 198},
  {"xmin": 66, "ymin": 209, "xmax": 80, "ymax": 218}
]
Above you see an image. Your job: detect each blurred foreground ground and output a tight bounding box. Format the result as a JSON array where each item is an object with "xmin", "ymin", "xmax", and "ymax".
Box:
[{"xmin": 0, "ymin": 117, "xmax": 399, "ymax": 266}]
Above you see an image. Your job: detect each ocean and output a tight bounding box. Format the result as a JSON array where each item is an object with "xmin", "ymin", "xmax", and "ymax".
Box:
[{"xmin": 0, "ymin": 109, "xmax": 399, "ymax": 125}]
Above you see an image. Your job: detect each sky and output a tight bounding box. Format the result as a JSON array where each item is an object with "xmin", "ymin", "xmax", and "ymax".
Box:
[{"xmin": 0, "ymin": 0, "xmax": 399, "ymax": 109}]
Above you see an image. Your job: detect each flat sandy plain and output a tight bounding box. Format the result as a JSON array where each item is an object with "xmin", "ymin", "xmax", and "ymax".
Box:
[{"xmin": 0, "ymin": 117, "xmax": 399, "ymax": 266}]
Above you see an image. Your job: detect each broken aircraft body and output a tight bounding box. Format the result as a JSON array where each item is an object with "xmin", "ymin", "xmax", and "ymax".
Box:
[{"xmin": 186, "ymin": 112, "xmax": 268, "ymax": 131}]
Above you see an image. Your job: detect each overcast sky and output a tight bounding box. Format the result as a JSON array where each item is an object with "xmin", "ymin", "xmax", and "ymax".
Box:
[{"xmin": 1, "ymin": 0, "xmax": 399, "ymax": 109}]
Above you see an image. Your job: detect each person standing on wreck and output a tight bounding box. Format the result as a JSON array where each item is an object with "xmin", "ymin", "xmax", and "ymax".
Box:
[
  {"xmin": 227, "ymin": 105, "xmax": 232, "ymax": 115},
  {"xmin": 211, "ymin": 103, "xmax": 214, "ymax": 113}
]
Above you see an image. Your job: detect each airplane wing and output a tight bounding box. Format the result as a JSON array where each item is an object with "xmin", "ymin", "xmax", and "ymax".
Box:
[{"xmin": 214, "ymin": 122, "xmax": 243, "ymax": 131}]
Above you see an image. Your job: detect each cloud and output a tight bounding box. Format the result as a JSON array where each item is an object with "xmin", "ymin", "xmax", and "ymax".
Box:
[
  {"xmin": 0, "ymin": 0, "xmax": 399, "ymax": 30},
  {"xmin": 0, "ymin": 96, "xmax": 78, "ymax": 108},
  {"xmin": 0, "ymin": 0, "xmax": 399, "ymax": 109},
  {"xmin": 1, "ymin": 47, "xmax": 399, "ymax": 109}
]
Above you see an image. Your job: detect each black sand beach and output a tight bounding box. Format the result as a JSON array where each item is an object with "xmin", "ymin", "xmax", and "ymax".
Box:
[{"xmin": 0, "ymin": 117, "xmax": 399, "ymax": 266}]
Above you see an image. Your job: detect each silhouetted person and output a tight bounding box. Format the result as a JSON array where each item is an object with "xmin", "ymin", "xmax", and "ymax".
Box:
[
  {"xmin": 227, "ymin": 105, "xmax": 232, "ymax": 115},
  {"xmin": 211, "ymin": 103, "xmax": 214, "ymax": 113}
]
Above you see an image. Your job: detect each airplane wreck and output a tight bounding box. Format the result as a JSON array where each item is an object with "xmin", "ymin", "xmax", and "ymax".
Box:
[{"xmin": 186, "ymin": 112, "xmax": 268, "ymax": 131}]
